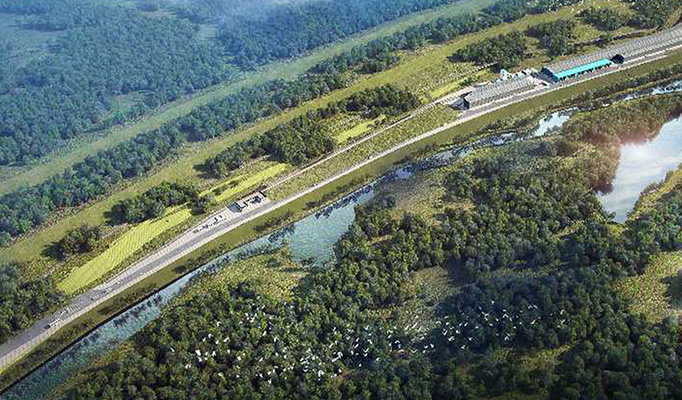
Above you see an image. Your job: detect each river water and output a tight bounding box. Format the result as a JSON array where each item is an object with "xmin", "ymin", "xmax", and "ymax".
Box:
[
  {"xmin": 2, "ymin": 83, "xmax": 682, "ymax": 400},
  {"xmin": 597, "ymin": 116, "xmax": 682, "ymax": 222}
]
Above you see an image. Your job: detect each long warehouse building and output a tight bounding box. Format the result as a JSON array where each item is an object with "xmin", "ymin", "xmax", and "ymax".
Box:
[
  {"xmin": 542, "ymin": 24, "xmax": 682, "ymax": 82},
  {"xmin": 462, "ymin": 75, "xmax": 538, "ymax": 109}
]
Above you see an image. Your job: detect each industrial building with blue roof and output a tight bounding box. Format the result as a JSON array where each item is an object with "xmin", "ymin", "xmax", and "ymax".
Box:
[
  {"xmin": 551, "ymin": 58, "xmax": 613, "ymax": 81},
  {"xmin": 460, "ymin": 24, "xmax": 682, "ymax": 110},
  {"xmin": 542, "ymin": 23, "xmax": 682, "ymax": 82}
]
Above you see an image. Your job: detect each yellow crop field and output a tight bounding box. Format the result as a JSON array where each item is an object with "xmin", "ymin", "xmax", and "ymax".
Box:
[
  {"xmin": 57, "ymin": 163, "xmax": 286, "ymax": 294},
  {"xmin": 211, "ymin": 163, "xmax": 287, "ymax": 203},
  {"xmin": 337, "ymin": 117, "xmax": 382, "ymax": 142},
  {"xmin": 58, "ymin": 207, "xmax": 192, "ymax": 294}
]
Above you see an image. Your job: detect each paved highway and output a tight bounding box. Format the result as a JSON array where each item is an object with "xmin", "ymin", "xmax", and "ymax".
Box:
[{"xmin": 0, "ymin": 47, "xmax": 674, "ymax": 374}]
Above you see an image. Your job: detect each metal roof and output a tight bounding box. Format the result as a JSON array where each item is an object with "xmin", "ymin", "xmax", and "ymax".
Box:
[
  {"xmin": 546, "ymin": 24, "xmax": 682, "ymax": 75},
  {"xmin": 465, "ymin": 76, "xmax": 535, "ymax": 103},
  {"xmin": 546, "ymin": 51, "xmax": 613, "ymax": 75},
  {"xmin": 554, "ymin": 58, "xmax": 612, "ymax": 79}
]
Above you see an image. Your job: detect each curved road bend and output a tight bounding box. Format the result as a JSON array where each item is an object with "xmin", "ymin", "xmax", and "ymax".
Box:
[{"xmin": 0, "ymin": 48, "xmax": 672, "ymax": 373}]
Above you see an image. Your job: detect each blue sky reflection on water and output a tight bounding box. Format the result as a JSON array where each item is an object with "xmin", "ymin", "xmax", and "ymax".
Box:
[{"xmin": 598, "ymin": 117, "xmax": 682, "ymax": 222}]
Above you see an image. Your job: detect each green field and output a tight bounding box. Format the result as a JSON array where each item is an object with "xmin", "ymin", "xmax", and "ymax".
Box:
[
  {"xmin": 55, "ymin": 162, "xmax": 287, "ymax": 295},
  {"xmin": 0, "ymin": 12, "xmax": 64, "ymax": 71},
  {"xmin": 0, "ymin": 0, "xmax": 497, "ymax": 196},
  {"xmin": 181, "ymin": 249, "xmax": 305, "ymax": 303},
  {"xmin": 58, "ymin": 206, "xmax": 192, "ymax": 294},
  {"xmin": 337, "ymin": 118, "xmax": 380, "ymax": 142},
  {"xmin": 3, "ymin": 44, "xmax": 682, "ymax": 391},
  {"xmin": 617, "ymin": 251, "xmax": 682, "ymax": 323},
  {"xmin": 210, "ymin": 163, "xmax": 287, "ymax": 202},
  {"xmin": 0, "ymin": 0, "xmax": 658, "ymax": 276}
]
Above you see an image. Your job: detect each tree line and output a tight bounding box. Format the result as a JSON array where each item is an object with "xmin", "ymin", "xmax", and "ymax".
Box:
[
  {"xmin": 0, "ymin": 0, "xmax": 235, "ymax": 166},
  {"xmin": 0, "ymin": 263, "xmax": 64, "ymax": 345},
  {"xmin": 110, "ymin": 182, "xmax": 199, "ymax": 224},
  {"xmin": 454, "ymin": 18, "xmax": 578, "ymax": 68},
  {"xmin": 452, "ymin": 31, "xmax": 529, "ymax": 69},
  {"xmin": 205, "ymin": 85, "xmax": 421, "ymax": 176},
  {"xmin": 215, "ymin": 0, "xmax": 459, "ymax": 69},
  {"xmin": 526, "ymin": 19, "xmax": 577, "ymax": 57},
  {"xmin": 61, "ymin": 90, "xmax": 682, "ymax": 399},
  {"xmin": 0, "ymin": 73, "xmax": 345, "ymax": 248},
  {"xmin": 630, "ymin": 0, "xmax": 681, "ymax": 28},
  {"xmin": 581, "ymin": 0, "xmax": 680, "ymax": 31},
  {"xmin": 580, "ymin": 6, "xmax": 631, "ymax": 31},
  {"xmin": 309, "ymin": 0, "xmax": 580, "ymax": 76}
]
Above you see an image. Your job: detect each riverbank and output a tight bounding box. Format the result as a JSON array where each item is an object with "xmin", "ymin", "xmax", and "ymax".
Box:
[{"xmin": 3, "ymin": 47, "xmax": 682, "ymax": 395}]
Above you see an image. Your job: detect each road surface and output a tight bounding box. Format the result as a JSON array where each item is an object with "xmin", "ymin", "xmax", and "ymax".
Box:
[{"xmin": 0, "ymin": 47, "xmax": 673, "ymax": 374}]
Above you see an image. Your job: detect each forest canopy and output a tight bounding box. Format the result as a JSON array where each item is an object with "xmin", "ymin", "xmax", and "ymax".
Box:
[
  {"xmin": 0, "ymin": 0, "xmax": 458, "ymax": 166},
  {"xmin": 526, "ymin": 19, "xmax": 577, "ymax": 57},
  {"xmin": 205, "ymin": 85, "xmax": 421, "ymax": 176},
  {"xmin": 56, "ymin": 225, "xmax": 102, "ymax": 259},
  {"xmin": 0, "ymin": 263, "xmax": 63, "ymax": 345},
  {"xmin": 453, "ymin": 32, "xmax": 529, "ymax": 69},
  {"xmin": 62, "ymin": 93, "xmax": 682, "ymax": 399},
  {"xmin": 110, "ymin": 182, "xmax": 199, "ymax": 224}
]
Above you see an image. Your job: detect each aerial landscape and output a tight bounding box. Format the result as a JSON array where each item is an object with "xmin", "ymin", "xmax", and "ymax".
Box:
[{"xmin": 2, "ymin": 0, "xmax": 682, "ymax": 398}]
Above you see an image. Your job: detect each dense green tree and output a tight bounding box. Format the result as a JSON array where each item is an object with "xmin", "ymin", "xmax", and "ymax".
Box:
[
  {"xmin": 629, "ymin": 0, "xmax": 681, "ymax": 28},
  {"xmin": 0, "ymin": 263, "xmax": 63, "ymax": 345},
  {"xmin": 0, "ymin": 73, "xmax": 345, "ymax": 246},
  {"xmin": 205, "ymin": 85, "xmax": 420, "ymax": 176},
  {"xmin": 581, "ymin": 6, "xmax": 630, "ymax": 31},
  {"xmin": 526, "ymin": 19, "xmax": 577, "ymax": 57},
  {"xmin": 453, "ymin": 32, "xmax": 528, "ymax": 69},
  {"xmin": 0, "ymin": 0, "xmax": 234, "ymax": 166},
  {"xmin": 57, "ymin": 224, "xmax": 101, "ymax": 258},
  {"xmin": 60, "ymin": 93, "xmax": 682, "ymax": 399},
  {"xmin": 111, "ymin": 182, "xmax": 199, "ymax": 224}
]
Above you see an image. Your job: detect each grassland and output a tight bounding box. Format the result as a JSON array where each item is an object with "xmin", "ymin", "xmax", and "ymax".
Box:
[
  {"xmin": 58, "ymin": 207, "xmax": 192, "ymax": 294},
  {"xmin": 3, "ymin": 44, "xmax": 682, "ymax": 388},
  {"xmin": 618, "ymin": 164, "xmax": 682, "ymax": 324},
  {"xmin": 180, "ymin": 249, "xmax": 306, "ymax": 303},
  {"xmin": 0, "ymin": 0, "xmax": 497, "ymax": 196},
  {"xmin": 336, "ymin": 117, "xmax": 381, "ymax": 143},
  {"xmin": 2, "ymin": 0, "xmax": 675, "ymax": 309},
  {"xmin": 210, "ymin": 162, "xmax": 287, "ymax": 202},
  {"xmin": 617, "ymin": 251, "xmax": 682, "ymax": 323},
  {"xmin": 629, "ymin": 163, "xmax": 682, "ymax": 219},
  {"xmin": 0, "ymin": 0, "xmax": 646, "ymax": 270}
]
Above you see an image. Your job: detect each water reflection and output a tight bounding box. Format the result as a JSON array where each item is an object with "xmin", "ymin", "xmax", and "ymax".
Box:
[
  {"xmin": 598, "ymin": 117, "xmax": 682, "ymax": 222},
  {"xmin": 0, "ymin": 109, "xmax": 579, "ymax": 400},
  {"xmin": 5, "ymin": 79, "xmax": 682, "ymax": 400}
]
